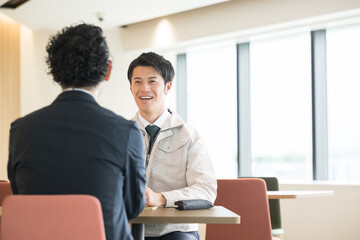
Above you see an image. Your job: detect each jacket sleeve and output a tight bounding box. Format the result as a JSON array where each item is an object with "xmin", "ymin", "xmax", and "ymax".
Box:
[
  {"xmin": 123, "ymin": 123, "xmax": 146, "ymax": 219},
  {"xmin": 161, "ymin": 136, "xmax": 217, "ymax": 207}
]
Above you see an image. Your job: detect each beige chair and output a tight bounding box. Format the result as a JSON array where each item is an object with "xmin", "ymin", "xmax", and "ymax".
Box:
[
  {"xmin": 206, "ymin": 178, "xmax": 280, "ymax": 240},
  {"xmin": 1, "ymin": 194, "xmax": 106, "ymax": 240}
]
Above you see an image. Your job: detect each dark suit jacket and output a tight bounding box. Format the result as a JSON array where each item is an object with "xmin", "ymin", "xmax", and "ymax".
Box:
[{"xmin": 8, "ymin": 91, "xmax": 146, "ymax": 240}]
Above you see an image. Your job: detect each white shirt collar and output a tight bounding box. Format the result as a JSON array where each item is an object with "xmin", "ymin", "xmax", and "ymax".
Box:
[
  {"xmin": 138, "ymin": 109, "xmax": 170, "ymax": 129},
  {"xmin": 63, "ymin": 88, "xmax": 95, "ymax": 99}
]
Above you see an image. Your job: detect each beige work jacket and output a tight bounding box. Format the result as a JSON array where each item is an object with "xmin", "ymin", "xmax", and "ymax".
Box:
[{"xmin": 133, "ymin": 109, "xmax": 217, "ymax": 237}]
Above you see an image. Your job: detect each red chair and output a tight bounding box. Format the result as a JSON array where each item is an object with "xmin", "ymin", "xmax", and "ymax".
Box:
[
  {"xmin": 0, "ymin": 195, "xmax": 106, "ymax": 240},
  {"xmin": 206, "ymin": 178, "xmax": 280, "ymax": 240},
  {"xmin": 0, "ymin": 181, "xmax": 12, "ymax": 206}
]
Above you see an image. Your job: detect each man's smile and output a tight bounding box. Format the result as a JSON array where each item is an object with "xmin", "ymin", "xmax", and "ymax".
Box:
[{"xmin": 139, "ymin": 96, "xmax": 153, "ymax": 100}]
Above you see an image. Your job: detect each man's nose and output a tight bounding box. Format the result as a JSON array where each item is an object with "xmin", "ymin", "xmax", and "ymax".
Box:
[{"xmin": 140, "ymin": 83, "xmax": 150, "ymax": 91}]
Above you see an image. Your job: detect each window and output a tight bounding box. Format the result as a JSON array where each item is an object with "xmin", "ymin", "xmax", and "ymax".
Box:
[
  {"xmin": 177, "ymin": 21, "xmax": 360, "ymax": 183},
  {"xmin": 249, "ymin": 33, "xmax": 313, "ymax": 181},
  {"xmin": 186, "ymin": 43, "xmax": 238, "ymax": 178},
  {"xmin": 327, "ymin": 25, "xmax": 360, "ymax": 182}
]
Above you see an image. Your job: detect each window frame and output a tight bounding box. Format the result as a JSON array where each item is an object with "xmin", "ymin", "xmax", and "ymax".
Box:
[{"xmin": 176, "ymin": 24, "xmax": 360, "ymax": 182}]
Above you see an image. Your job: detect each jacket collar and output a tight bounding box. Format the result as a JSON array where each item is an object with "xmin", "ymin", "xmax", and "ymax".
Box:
[
  {"xmin": 161, "ymin": 109, "xmax": 184, "ymax": 131},
  {"xmin": 133, "ymin": 108, "xmax": 184, "ymax": 133},
  {"xmin": 52, "ymin": 91, "xmax": 99, "ymax": 106}
]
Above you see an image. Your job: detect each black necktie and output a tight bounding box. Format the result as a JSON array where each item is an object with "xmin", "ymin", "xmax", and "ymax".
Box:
[{"xmin": 145, "ymin": 125, "xmax": 160, "ymax": 155}]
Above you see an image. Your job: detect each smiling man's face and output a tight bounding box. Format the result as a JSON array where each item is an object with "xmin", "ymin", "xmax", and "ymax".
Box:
[{"xmin": 130, "ymin": 66, "xmax": 172, "ymax": 123}]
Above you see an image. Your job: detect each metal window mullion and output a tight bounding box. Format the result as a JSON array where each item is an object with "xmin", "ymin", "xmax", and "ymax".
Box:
[
  {"xmin": 176, "ymin": 53, "xmax": 187, "ymax": 122},
  {"xmin": 237, "ymin": 43, "xmax": 251, "ymax": 177},
  {"xmin": 311, "ymin": 30, "xmax": 328, "ymax": 180}
]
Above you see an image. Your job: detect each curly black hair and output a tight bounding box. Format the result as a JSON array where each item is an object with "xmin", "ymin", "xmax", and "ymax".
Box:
[
  {"xmin": 46, "ymin": 23, "xmax": 110, "ymax": 88},
  {"xmin": 127, "ymin": 52, "xmax": 175, "ymax": 85}
]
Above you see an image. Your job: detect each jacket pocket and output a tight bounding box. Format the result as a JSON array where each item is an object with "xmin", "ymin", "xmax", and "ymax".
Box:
[
  {"xmin": 154, "ymin": 138, "xmax": 189, "ymax": 189},
  {"xmin": 158, "ymin": 138, "xmax": 188, "ymax": 153}
]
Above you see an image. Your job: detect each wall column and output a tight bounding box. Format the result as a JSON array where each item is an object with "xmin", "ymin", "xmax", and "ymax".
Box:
[{"xmin": 0, "ymin": 13, "xmax": 20, "ymax": 180}]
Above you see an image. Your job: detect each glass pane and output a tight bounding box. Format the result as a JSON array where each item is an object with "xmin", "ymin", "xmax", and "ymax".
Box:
[
  {"xmin": 250, "ymin": 33, "xmax": 312, "ymax": 181},
  {"xmin": 327, "ymin": 25, "xmax": 360, "ymax": 182},
  {"xmin": 187, "ymin": 43, "xmax": 238, "ymax": 178}
]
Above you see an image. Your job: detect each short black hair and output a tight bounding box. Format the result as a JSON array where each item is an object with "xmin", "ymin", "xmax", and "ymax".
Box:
[
  {"xmin": 46, "ymin": 23, "xmax": 110, "ymax": 88},
  {"xmin": 127, "ymin": 52, "xmax": 175, "ymax": 85}
]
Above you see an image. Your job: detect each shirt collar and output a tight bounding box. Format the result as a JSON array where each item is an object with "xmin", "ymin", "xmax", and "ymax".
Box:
[
  {"xmin": 63, "ymin": 88, "xmax": 95, "ymax": 100},
  {"xmin": 138, "ymin": 109, "xmax": 171, "ymax": 129}
]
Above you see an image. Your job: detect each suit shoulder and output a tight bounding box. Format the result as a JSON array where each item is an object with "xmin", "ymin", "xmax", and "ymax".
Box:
[
  {"xmin": 11, "ymin": 105, "xmax": 51, "ymax": 127},
  {"xmin": 100, "ymin": 108, "xmax": 140, "ymax": 130}
]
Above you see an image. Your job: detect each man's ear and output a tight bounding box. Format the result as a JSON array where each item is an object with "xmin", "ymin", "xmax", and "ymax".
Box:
[
  {"xmin": 164, "ymin": 81, "xmax": 172, "ymax": 95},
  {"xmin": 104, "ymin": 60, "xmax": 113, "ymax": 81}
]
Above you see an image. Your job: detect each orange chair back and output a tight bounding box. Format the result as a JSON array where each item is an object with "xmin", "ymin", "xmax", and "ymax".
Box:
[
  {"xmin": 0, "ymin": 181, "xmax": 12, "ymax": 206},
  {"xmin": 206, "ymin": 178, "xmax": 273, "ymax": 240},
  {"xmin": 0, "ymin": 195, "xmax": 106, "ymax": 240}
]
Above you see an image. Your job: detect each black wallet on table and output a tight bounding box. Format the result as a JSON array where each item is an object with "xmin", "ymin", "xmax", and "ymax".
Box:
[{"xmin": 174, "ymin": 199, "xmax": 214, "ymax": 210}]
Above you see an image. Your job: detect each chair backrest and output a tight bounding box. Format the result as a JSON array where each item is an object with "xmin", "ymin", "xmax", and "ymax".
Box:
[
  {"xmin": 261, "ymin": 177, "xmax": 282, "ymax": 231},
  {"xmin": 0, "ymin": 181, "xmax": 12, "ymax": 206},
  {"xmin": 239, "ymin": 177, "xmax": 282, "ymax": 231},
  {"xmin": 0, "ymin": 195, "xmax": 106, "ymax": 240},
  {"xmin": 206, "ymin": 178, "xmax": 273, "ymax": 240}
]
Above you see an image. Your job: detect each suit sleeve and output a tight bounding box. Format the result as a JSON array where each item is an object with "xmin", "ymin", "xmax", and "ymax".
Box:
[{"xmin": 123, "ymin": 123, "xmax": 146, "ymax": 220}]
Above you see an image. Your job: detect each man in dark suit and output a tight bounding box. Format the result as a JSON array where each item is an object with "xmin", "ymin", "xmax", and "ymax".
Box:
[{"xmin": 7, "ymin": 23, "xmax": 146, "ymax": 240}]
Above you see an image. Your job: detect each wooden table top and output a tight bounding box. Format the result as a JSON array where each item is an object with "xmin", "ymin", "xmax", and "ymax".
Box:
[
  {"xmin": 267, "ymin": 190, "xmax": 334, "ymax": 199},
  {"xmin": 0, "ymin": 205, "xmax": 240, "ymax": 224},
  {"xmin": 130, "ymin": 206, "xmax": 240, "ymax": 224}
]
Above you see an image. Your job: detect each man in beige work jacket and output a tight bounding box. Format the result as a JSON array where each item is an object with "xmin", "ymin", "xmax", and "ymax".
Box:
[{"xmin": 127, "ymin": 52, "xmax": 217, "ymax": 240}]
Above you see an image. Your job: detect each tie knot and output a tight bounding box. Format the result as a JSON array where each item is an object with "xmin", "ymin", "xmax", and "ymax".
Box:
[{"xmin": 145, "ymin": 125, "xmax": 160, "ymax": 137}]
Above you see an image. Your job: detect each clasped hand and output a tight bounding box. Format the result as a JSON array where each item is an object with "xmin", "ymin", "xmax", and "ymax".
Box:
[{"xmin": 145, "ymin": 186, "xmax": 166, "ymax": 207}]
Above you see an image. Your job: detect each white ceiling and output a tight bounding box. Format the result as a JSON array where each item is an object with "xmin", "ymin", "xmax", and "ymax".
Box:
[{"xmin": 0, "ymin": 0, "xmax": 228, "ymax": 30}]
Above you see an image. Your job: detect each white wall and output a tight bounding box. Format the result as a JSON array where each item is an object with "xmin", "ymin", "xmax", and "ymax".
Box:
[
  {"xmin": 96, "ymin": 29, "xmax": 139, "ymax": 119},
  {"xmin": 280, "ymin": 182, "xmax": 360, "ymax": 240},
  {"xmin": 20, "ymin": 27, "xmax": 141, "ymax": 119},
  {"xmin": 20, "ymin": 26, "xmax": 59, "ymax": 116},
  {"xmin": 121, "ymin": 0, "xmax": 360, "ymax": 51}
]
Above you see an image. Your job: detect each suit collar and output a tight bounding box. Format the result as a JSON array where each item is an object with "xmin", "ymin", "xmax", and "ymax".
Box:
[{"xmin": 52, "ymin": 91, "xmax": 99, "ymax": 106}]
